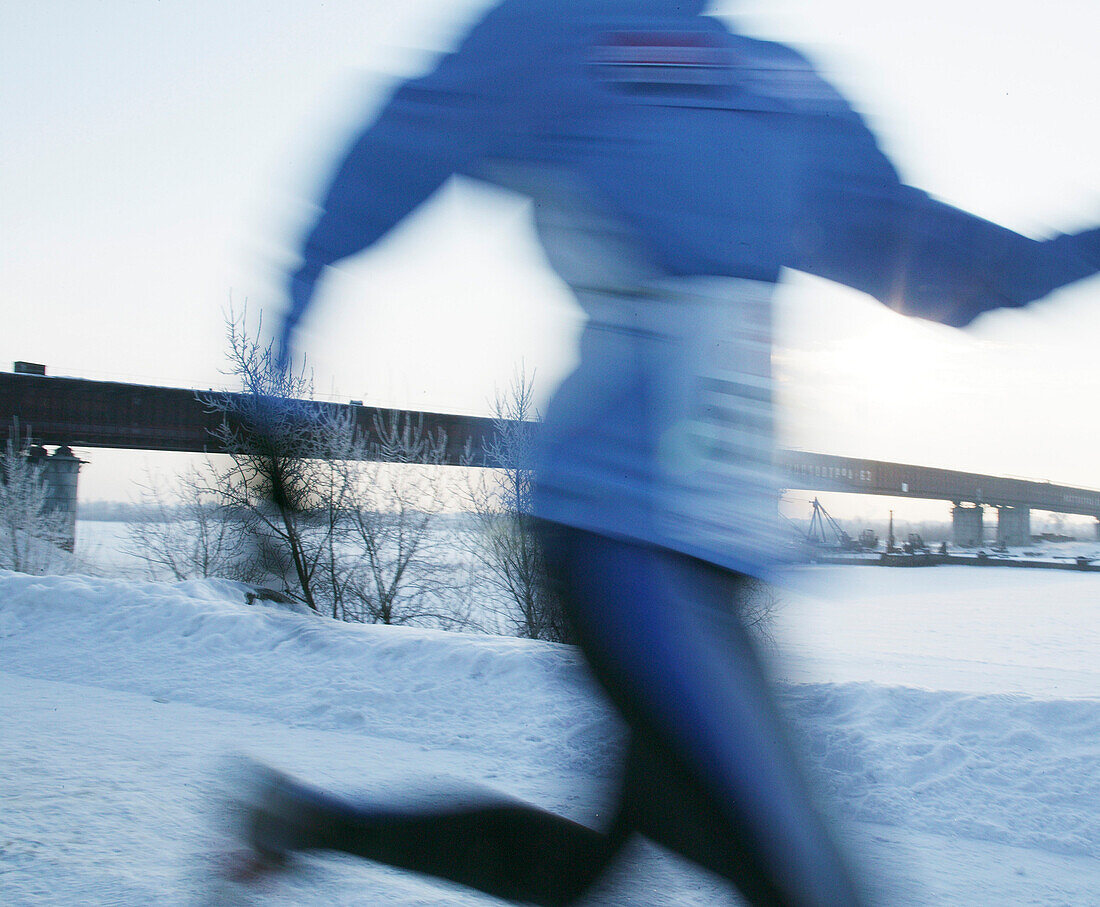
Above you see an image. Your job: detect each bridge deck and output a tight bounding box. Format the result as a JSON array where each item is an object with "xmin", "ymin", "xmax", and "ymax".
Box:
[
  {"xmin": 1, "ymin": 372, "xmax": 495, "ymax": 467},
  {"xmin": 4, "ymin": 372, "xmax": 1099, "ymax": 517},
  {"xmin": 778, "ymin": 450, "xmax": 1100, "ymax": 518}
]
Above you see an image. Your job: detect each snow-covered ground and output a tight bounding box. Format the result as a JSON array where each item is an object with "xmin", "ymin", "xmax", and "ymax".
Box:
[{"xmin": 1, "ymin": 556, "xmax": 1098, "ymax": 904}]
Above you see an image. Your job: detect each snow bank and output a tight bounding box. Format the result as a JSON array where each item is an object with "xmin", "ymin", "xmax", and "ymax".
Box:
[
  {"xmin": 0, "ymin": 571, "xmax": 619, "ymax": 783},
  {"xmin": 783, "ymin": 683, "xmax": 1099, "ymax": 859},
  {"xmin": 2, "ymin": 567, "xmax": 1097, "ymax": 875}
]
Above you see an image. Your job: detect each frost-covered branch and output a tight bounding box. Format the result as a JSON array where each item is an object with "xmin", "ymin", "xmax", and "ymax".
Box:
[{"xmin": 0, "ymin": 421, "xmax": 70, "ymax": 575}]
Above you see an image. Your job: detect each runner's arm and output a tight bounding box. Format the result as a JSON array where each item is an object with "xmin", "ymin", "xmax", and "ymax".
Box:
[
  {"xmin": 792, "ymin": 107, "xmax": 1099, "ymax": 327},
  {"xmin": 280, "ymin": 2, "xmax": 536, "ymax": 354}
]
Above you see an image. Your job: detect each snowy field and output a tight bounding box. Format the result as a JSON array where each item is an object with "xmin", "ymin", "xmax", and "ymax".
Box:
[{"xmin": 2, "ymin": 544, "xmax": 1099, "ymax": 903}]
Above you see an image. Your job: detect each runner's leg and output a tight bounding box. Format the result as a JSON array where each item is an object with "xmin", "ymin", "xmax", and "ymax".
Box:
[
  {"xmin": 244, "ymin": 756, "xmax": 630, "ymax": 905},
  {"xmin": 540, "ymin": 524, "xmax": 862, "ymax": 906}
]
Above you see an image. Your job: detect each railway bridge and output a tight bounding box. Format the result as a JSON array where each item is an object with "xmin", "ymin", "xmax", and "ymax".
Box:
[{"xmin": 4, "ymin": 368, "xmax": 1099, "ymax": 549}]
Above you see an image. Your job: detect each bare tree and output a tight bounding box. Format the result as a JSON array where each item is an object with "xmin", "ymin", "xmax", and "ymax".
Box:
[
  {"xmin": 200, "ymin": 312, "xmax": 355, "ymax": 611},
  {"xmin": 464, "ymin": 371, "xmax": 573, "ymax": 643},
  {"xmin": 336, "ymin": 412, "xmax": 460, "ymax": 626},
  {"xmin": 0, "ymin": 421, "xmax": 70, "ymax": 575},
  {"xmin": 125, "ymin": 463, "xmax": 259, "ymax": 583},
  {"xmin": 198, "ymin": 311, "xmax": 470, "ymax": 628}
]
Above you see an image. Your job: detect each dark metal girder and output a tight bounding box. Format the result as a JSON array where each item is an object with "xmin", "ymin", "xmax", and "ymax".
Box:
[
  {"xmin": 777, "ymin": 450, "xmax": 1100, "ymax": 518},
  {"xmin": 0, "ymin": 372, "xmax": 497, "ymax": 467},
  {"xmin": 4, "ymin": 371, "xmax": 1099, "ymax": 516}
]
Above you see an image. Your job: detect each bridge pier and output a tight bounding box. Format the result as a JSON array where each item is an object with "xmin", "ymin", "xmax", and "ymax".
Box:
[
  {"xmin": 29, "ymin": 445, "xmax": 83, "ymax": 552},
  {"xmin": 952, "ymin": 504, "xmax": 984, "ymax": 547},
  {"xmin": 995, "ymin": 505, "xmax": 1030, "ymax": 548},
  {"xmin": 47, "ymin": 446, "xmax": 82, "ymax": 551}
]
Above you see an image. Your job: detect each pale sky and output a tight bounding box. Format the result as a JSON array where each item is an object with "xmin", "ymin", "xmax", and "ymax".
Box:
[{"xmin": 2, "ymin": 0, "xmax": 1098, "ymax": 514}]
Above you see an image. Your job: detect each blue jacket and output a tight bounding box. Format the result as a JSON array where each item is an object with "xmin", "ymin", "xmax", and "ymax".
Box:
[{"xmin": 286, "ymin": 0, "xmax": 1098, "ymax": 331}]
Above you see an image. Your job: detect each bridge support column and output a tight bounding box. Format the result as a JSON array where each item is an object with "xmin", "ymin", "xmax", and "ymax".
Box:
[
  {"xmin": 995, "ymin": 506, "xmax": 1030, "ymax": 548},
  {"xmin": 41, "ymin": 446, "xmax": 82, "ymax": 552},
  {"xmin": 952, "ymin": 504, "xmax": 984, "ymax": 547}
]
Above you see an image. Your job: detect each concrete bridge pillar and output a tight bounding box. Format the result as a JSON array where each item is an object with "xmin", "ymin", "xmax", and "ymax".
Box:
[
  {"xmin": 952, "ymin": 504, "xmax": 984, "ymax": 547},
  {"xmin": 41, "ymin": 446, "xmax": 83, "ymax": 552},
  {"xmin": 995, "ymin": 506, "xmax": 1030, "ymax": 548}
]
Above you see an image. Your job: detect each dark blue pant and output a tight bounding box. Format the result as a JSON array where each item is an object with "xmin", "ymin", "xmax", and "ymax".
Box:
[{"xmin": 292, "ymin": 527, "xmax": 859, "ymax": 906}]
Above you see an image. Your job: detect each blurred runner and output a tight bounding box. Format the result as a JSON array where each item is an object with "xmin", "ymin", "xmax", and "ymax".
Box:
[{"xmin": 238, "ymin": 1, "xmax": 1099, "ymax": 904}]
